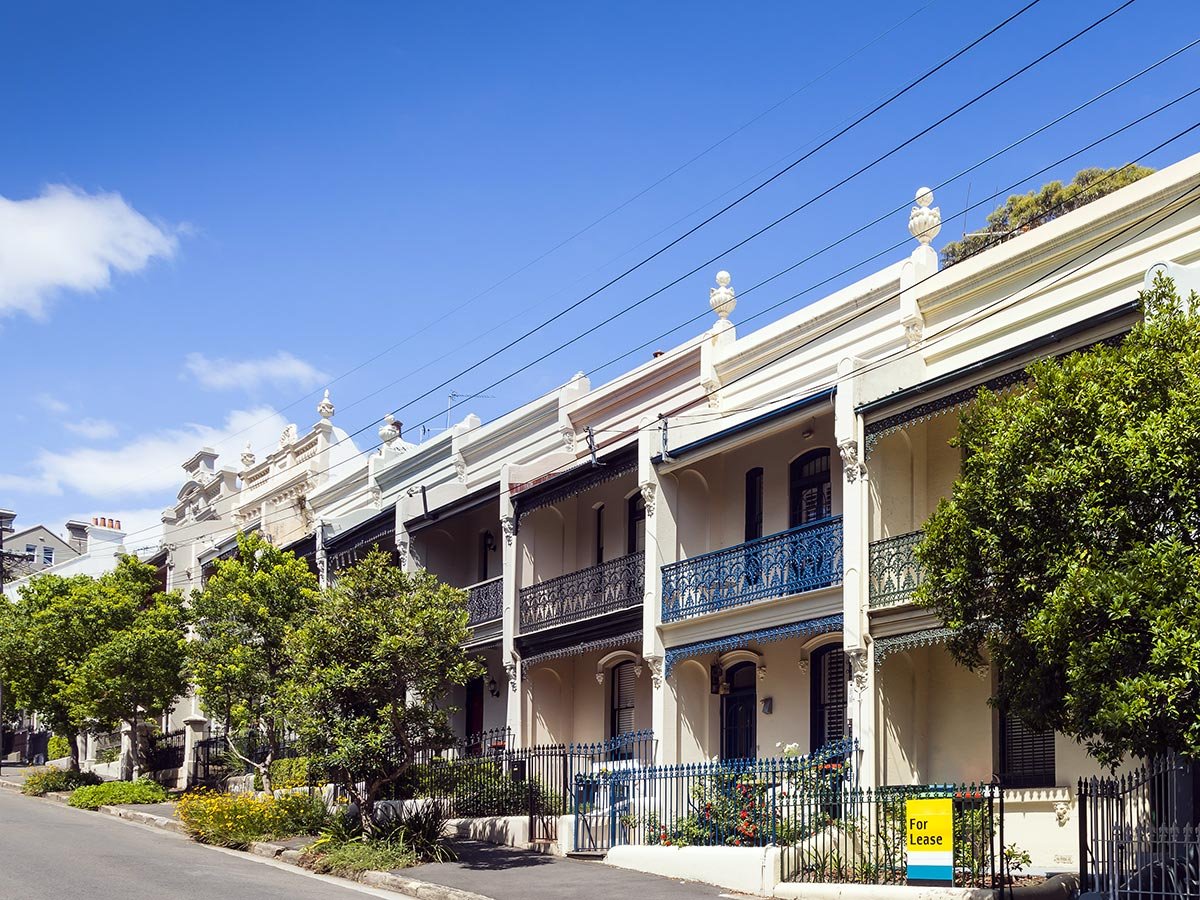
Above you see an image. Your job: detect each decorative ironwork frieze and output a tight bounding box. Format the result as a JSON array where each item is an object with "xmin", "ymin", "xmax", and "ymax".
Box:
[
  {"xmin": 661, "ymin": 517, "xmax": 843, "ymax": 623},
  {"xmin": 868, "ymin": 530, "xmax": 925, "ymax": 608},
  {"xmin": 519, "ymin": 551, "xmax": 644, "ymax": 633},
  {"xmin": 513, "ymin": 452, "xmax": 637, "ymax": 521},
  {"xmin": 863, "ymin": 370, "xmax": 1028, "ymax": 457},
  {"xmin": 873, "ymin": 626, "xmax": 956, "ymax": 668},
  {"xmin": 663, "ymin": 614, "xmax": 843, "ymax": 677},
  {"xmin": 520, "ymin": 629, "xmax": 643, "ymax": 677},
  {"xmin": 465, "ymin": 575, "xmax": 503, "ymax": 627}
]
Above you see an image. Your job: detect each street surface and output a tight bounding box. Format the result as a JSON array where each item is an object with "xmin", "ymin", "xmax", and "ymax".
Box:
[{"xmin": 0, "ymin": 789, "xmax": 393, "ymax": 899}]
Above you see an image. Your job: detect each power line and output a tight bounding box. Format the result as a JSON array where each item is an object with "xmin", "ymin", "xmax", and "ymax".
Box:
[{"xmin": 104, "ymin": 114, "xmax": 1200, "ymax": 556}]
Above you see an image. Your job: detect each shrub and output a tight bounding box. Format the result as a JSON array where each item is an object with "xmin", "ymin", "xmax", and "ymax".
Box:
[
  {"xmin": 22, "ymin": 767, "xmax": 102, "ymax": 796},
  {"xmin": 253, "ymin": 756, "xmax": 310, "ymax": 791},
  {"xmin": 376, "ymin": 801, "xmax": 456, "ymax": 863},
  {"xmin": 47, "ymin": 734, "xmax": 72, "ymax": 761},
  {"xmin": 305, "ymin": 837, "xmax": 415, "ymax": 877},
  {"xmin": 176, "ymin": 788, "xmax": 329, "ymax": 849},
  {"xmin": 69, "ymin": 779, "xmax": 168, "ymax": 810}
]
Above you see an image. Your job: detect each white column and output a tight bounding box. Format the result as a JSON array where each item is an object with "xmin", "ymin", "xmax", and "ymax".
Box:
[
  {"xmin": 641, "ymin": 417, "xmax": 678, "ymax": 765},
  {"xmin": 182, "ymin": 714, "xmax": 208, "ymax": 789},
  {"xmin": 500, "ymin": 467, "xmax": 522, "ymax": 747},
  {"xmin": 836, "ymin": 356, "xmax": 875, "ymax": 788}
]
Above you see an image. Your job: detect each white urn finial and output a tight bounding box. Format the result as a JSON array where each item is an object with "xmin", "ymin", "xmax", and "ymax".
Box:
[
  {"xmin": 909, "ymin": 187, "xmax": 941, "ymax": 246},
  {"xmin": 240, "ymin": 442, "xmax": 256, "ymax": 469},
  {"xmin": 317, "ymin": 388, "xmax": 335, "ymax": 420},
  {"xmin": 379, "ymin": 413, "xmax": 400, "ymax": 447},
  {"xmin": 709, "ymin": 270, "xmax": 736, "ymax": 321}
]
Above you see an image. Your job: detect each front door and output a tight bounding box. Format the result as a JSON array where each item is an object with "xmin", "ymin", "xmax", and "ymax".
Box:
[
  {"xmin": 465, "ymin": 677, "xmax": 484, "ymax": 753},
  {"xmin": 720, "ymin": 662, "xmax": 758, "ymax": 760},
  {"xmin": 810, "ymin": 645, "xmax": 847, "ymax": 752}
]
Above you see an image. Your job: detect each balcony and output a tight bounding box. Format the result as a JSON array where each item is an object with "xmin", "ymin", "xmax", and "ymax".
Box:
[
  {"xmin": 519, "ymin": 552, "xmax": 644, "ymax": 633},
  {"xmin": 868, "ymin": 530, "xmax": 925, "ymax": 608},
  {"xmin": 661, "ymin": 516, "xmax": 842, "ymax": 624},
  {"xmin": 466, "ymin": 575, "xmax": 503, "ymax": 626}
]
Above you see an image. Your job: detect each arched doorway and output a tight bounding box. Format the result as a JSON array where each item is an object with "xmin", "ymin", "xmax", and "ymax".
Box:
[
  {"xmin": 810, "ymin": 644, "xmax": 847, "ymax": 751},
  {"xmin": 721, "ymin": 662, "xmax": 757, "ymax": 760},
  {"xmin": 789, "ymin": 449, "xmax": 832, "ymax": 527}
]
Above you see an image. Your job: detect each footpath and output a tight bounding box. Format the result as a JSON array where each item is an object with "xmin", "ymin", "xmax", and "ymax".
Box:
[{"xmin": 0, "ymin": 767, "xmax": 762, "ymax": 900}]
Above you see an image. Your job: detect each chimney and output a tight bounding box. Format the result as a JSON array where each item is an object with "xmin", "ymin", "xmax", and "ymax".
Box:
[
  {"xmin": 87, "ymin": 516, "xmax": 128, "ymax": 555},
  {"xmin": 65, "ymin": 520, "xmax": 90, "ymax": 554},
  {"xmin": 0, "ymin": 508, "xmax": 15, "ymax": 534}
]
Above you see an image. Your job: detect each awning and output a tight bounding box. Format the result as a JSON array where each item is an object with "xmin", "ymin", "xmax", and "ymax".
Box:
[
  {"xmin": 656, "ymin": 387, "xmax": 836, "ymax": 465},
  {"xmin": 521, "ymin": 629, "xmax": 642, "ymax": 678},
  {"xmin": 859, "ymin": 301, "xmax": 1137, "ymax": 455},
  {"xmin": 405, "ymin": 483, "xmax": 499, "ymax": 532},
  {"xmin": 873, "ymin": 626, "xmax": 956, "ymax": 669},
  {"xmin": 664, "ymin": 613, "xmax": 842, "ymax": 678},
  {"xmin": 513, "ymin": 445, "xmax": 637, "ymax": 521},
  {"xmin": 325, "ymin": 507, "xmax": 396, "ymax": 571}
]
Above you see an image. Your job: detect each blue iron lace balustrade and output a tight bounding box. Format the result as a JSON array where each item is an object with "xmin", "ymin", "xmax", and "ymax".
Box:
[
  {"xmin": 465, "ymin": 575, "xmax": 503, "ymax": 626},
  {"xmin": 519, "ymin": 551, "xmax": 645, "ymax": 632},
  {"xmin": 661, "ymin": 516, "xmax": 842, "ymax": 623},
  {"xmin": 868, "ymin": 530, "xmax": 925, "ymax": 608}
]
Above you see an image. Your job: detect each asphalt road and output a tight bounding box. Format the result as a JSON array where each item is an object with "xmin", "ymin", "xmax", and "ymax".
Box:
[{"xmin": 0, "ymin": 789, "xmax": 395, "ymax": 900}]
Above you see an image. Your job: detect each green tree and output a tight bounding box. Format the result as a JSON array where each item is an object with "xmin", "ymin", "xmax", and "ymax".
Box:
[
  {"xmin": 940, "ymin": 164, "xmax": 1154, "ymax": 267},
  {"xmin": 65, "ymin": 587, "xmax": 188, "ymax": 779},
  {"xmin": 916, "ymin": 275, "xmax": 1200, "ymax": 766},
  {"xmin": 0, "ymin": 556, "xmax": 171, "ymax": 771},
  {"xmin": 284, "ymin": 548, "xmax": 480, "ymax": 832},
  {"xmin": 188, "ymin": 531, "xmax": 318, "ymax": 791}
]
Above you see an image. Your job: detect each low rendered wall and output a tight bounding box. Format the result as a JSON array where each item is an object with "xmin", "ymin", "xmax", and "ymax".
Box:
[
  {"xmin": 447, "ymin": 816, "xmax": 530, "ymax": 849},
  {"xmin": 772, "ymin": 884, "xmax": 994, "ymax": 900},
  {"xmin": 605, "ymin": 844, "xmax": 783, "ymax": 896}
]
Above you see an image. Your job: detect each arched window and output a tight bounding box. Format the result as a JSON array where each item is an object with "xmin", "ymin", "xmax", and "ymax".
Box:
[
  {"xmin": 610, "ymin": 661, "xmax": 637, "ymax": 739},
  {"xmin": 721, "ymin": 662, "xmax": 758, "ymax": 760},
  {"xmin": 810, "ymin": 644, "xmax": 847, "ymax": 751},
  {"xmin": 789, "ymin": 449, "xmax": 831, "ymax": 528}
]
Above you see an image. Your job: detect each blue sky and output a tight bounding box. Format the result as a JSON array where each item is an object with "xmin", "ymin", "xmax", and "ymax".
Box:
[{"xmin": 2, "ymin": 0, "xmax": 1199, "ymax": 547}]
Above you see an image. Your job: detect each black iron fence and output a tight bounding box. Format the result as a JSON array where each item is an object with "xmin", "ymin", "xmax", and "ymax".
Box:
[
  {"xmin": 1080, "ymin": 754, "xmax": 1200, "ymax": 898},
  {"xmin": 192, "ymin": 728, "xmax": 303, "ymax": 788},
  {"xmin": 518, "ymin": 552, "xmax": 644, "ymax": 632},
  {"xmin": 145, "ymin": 729, "xmax": 185, "ymax": 772}
]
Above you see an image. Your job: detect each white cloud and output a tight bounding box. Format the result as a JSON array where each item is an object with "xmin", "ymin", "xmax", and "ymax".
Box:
[
  {"xmin": 36, "ymin": 393, "xmax": 70, "ymax": 414},
  {"xmin": 3, "ymin": 407, "xmax": 289, "ymax": 500},
  {"xmin": 63, "ymin": 417, "xmax": 118, "ymax": 440},
  {"xmin": 0, "ymin": 184, "xmax": 179, "ymax": 319},
  {"xmin": 184, "ymin": 351, "xmax": 329, "ymax": 392}
]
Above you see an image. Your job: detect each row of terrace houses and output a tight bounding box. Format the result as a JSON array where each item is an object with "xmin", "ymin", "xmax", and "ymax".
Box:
[{"xmin": 154, "ymin": 151, "xmax": 1200, "ymax": 871}]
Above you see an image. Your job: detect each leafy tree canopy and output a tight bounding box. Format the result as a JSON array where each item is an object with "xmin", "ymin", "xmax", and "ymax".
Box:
[
  {"xmin": 940, "ymin": 164, "xmax": 1154, "ymax": 267},
  {"xmin": 0, "ymin": 555, "xmax": 174, "ymax": 770},
  {"xmin": 188, "ymin": 530, "xmax": 318, "ymax": 789},
  {"xmin": 917, "ymin": 276, "xmax": 1200, "ymax": 766},
  {"xmin": 284, "ymin": 548, "xmax": 480, "ymax": 831}
]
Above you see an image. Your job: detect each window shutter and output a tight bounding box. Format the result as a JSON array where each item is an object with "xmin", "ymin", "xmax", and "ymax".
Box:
[
  {"xmin": 1000, "ymin": 710, "xmax": 1055, "ymax": 788},
  {"xmin": 613, "ymin": 663, "xmax": 637, "ymax": 737}
]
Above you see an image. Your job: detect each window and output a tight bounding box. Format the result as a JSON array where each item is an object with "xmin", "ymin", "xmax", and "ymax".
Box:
[
  {"xmin": 789, "ymin": 449, "xmax": 832, "ymax": 528},
  {"xmin": 744, "ymin": 468, "xmax": 764, "ymax": 542},
  {"xmin": 595, "ymin": 504, "xmax": 605, "ymax": 565},
  {"xmin": 811, "ymin": 645, "xmax": 847, "ymax": 751},
  {"xmin": 465, "ymin": 678, "xmax": 485, "ymax": 755},
  {"xmin": 627, "ymin": 493, "xmax": 646, "ymax": 555},
  {"xmin": 999, "ymin": 709, "xmax": 1055, "ymax": 788},
  {"xmin": 477, "ymin": 531, "xmax": 494, "ymax": 582},
  {"xmin": 610, "ymin": 661, "xmax": 637, "ymax": 739},
  {"xmin": 24, "ymin": 544, "xmax": 35, "ymax": 558},
  {"xmin": 42, "ymin": 546, "xmax": 54, "ymax": 566}
]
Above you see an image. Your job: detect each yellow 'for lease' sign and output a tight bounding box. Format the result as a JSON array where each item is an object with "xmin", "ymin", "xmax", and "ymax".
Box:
[{"xmin": 906, "ymin": 797, "xmax": 954, "ymax": 885}]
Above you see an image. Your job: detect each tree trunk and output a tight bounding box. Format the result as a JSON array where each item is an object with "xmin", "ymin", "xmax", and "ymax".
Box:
[
  {"xmin": 260, "ymin": 749, "xmax": 274, "ymax": 795},
  {"xmin": 66, "ymin": 729, "xmax": 81, "ymax": 772}
]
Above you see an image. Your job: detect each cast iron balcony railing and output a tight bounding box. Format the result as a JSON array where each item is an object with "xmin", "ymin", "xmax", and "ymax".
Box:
[
  {"xmin": 466, "ymin": 575, "xmax": 503, "ymax": 626},
  {"xmin": 868, "ymin": 529, "xmax": 925, "ymax": 608},
  {"xmin": 661, "ymin": 516, "xmax": 843, "ymax": 623},
  {"xmin": 519, "ymin": 551, "xmax": 644, "ymax": 633}
]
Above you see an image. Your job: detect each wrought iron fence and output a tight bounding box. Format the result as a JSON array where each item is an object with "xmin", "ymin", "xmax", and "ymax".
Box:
[
  {"xmin": 662, "ymin": 516, "xmax": 843, "ymax": 623},
  {"xmin": 868, "ymin": 530, "xmax": 925, "ymax": 608},
  {"xmin": 466, "ymin": 576, "xmax": 503, "ymax": 626},
  {"xmin": 519, "ymin": 551, "xmax": 644, "ymax": 632},
  {"xmin": 145, "ymin": 728, "xmax": 186, "ymax": 772},
  {"xmin": 191, "ymin": 727, "xmax": 303, "ymax": 787},
  {"xmin": 781, "ymin": 782, "xmax": 998, "ymax": 888},
  {"xmin": 1080, "ymin": 754, "xmax": 1200, "ymax": 898}
]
